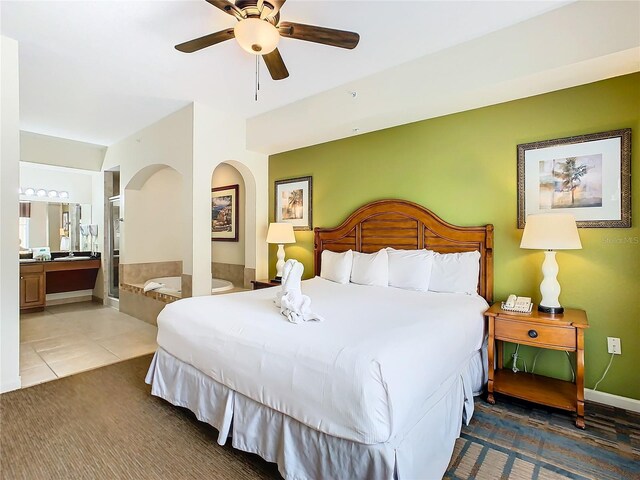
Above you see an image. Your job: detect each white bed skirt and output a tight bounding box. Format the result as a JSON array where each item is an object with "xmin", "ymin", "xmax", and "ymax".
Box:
[{"xmin": 145, "ymin": 348, "xmax": 486, "ymax": 480}]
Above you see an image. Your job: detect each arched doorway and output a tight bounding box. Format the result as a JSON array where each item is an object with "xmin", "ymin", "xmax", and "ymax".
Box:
[{"xmin": 211, "ymin": 162, "xmax": 246, "ymax": 289}]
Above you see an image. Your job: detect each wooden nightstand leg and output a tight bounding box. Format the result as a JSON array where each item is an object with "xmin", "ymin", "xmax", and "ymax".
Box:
[
  {"xmin": 576, "ymin": 406, "xmax": 585, "ymax": 429},
  {"xmin": 575, "ymin": 328, "xmax": 586, "ymax": 429},
  {"xmin": 487, "ymin": 316, "xmax": 496, "ymax": 404}
]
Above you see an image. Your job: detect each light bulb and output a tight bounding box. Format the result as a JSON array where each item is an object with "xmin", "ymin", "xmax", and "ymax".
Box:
[
  {"xmin": 234, "ymin": 18, "xmax": 280, "ymax": 55},
  {"xmin": 48, "ymin": 190, "xmax": 58, "ymax": 198},
  {"xmin": 24, "ymin": 188, "xmax": 35, "ymax": 196},
  {"xmin": 36, "ymin": 189, "xmax": 47, "ymax": 197}
]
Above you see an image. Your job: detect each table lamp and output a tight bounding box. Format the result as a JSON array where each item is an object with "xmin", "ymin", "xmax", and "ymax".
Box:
[
  {"xmin": 266, "ymin": 222, "xmax": 296, "ymax": 282},
  {"xmin": 520, "ymin": 213, "xmax": 582, "ymax": 314}
]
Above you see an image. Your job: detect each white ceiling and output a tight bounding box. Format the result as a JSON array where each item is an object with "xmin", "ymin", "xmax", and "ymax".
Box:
[
  {"xmin": 249, "ymin": 0, "xmax": 640, "ymax": 154},
  {"xmin": 0, "ymin": 0, "xmax": 576, "ymax": 147}
]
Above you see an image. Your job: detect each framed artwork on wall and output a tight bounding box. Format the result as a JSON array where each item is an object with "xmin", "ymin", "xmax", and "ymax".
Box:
[
  {"xmin": 211, "ymin": 184, "xmax": 239, "ymax": 241},
  {"xmin": 274, "ymin": 176, "xmax": 313, "ymax": 231},
  {"xmin": 517, "ymin": 128, "xmax": 631, "ymax": 228}
]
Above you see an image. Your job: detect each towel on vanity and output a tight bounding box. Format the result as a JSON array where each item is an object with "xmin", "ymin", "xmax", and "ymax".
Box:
[
  {"xmin": 60, "ymin": 236, "xmax": 71, "ymax": 251},
  {"xmin": 274, "ymin": 260, "xmax": 324, "ymax": 324}
]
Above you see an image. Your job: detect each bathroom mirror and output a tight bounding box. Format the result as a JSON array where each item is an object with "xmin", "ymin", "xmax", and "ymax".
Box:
[{"xmin": 19, "ymin": 201, "xmax": 92, "ymax": 252}]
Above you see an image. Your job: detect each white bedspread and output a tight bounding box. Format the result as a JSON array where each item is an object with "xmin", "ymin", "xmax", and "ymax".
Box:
[{"xmin": 156, "ymin": 277, "xmax": 487, "ymax": 445}]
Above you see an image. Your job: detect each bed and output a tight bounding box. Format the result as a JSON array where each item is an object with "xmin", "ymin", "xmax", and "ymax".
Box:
[{"xmin": 146, "ymin": 199, "xmax": 494, "ymax": 479}]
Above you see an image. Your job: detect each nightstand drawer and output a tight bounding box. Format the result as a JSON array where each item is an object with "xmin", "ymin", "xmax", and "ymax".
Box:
[{"xmin": 494, "ymin": 318, "xmax": 576, "ymax": 350}]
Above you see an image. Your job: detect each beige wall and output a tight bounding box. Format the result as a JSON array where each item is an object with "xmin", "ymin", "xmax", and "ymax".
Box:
[
  {"xmin": 99, "ymin": 103, "xmax": 269, "ymax": 299},
  {"xmin": 124, "ymin": 167, "xmax": 183, "ymax": 264},
  {"xmin": 191, "ymin": 103, "xmax": 269, "ymax": 296},
  {"xmin": 21, "ymin": 131, "xmax": 106, "ymax": 171},
  {"xmin": 28, "ymin": 201, "xmax": 48, "ymax": 248},
  {"xmin": 46, "ymin": 203, "xmax": 62, "ymax": 251},
  {"xmin": 101, "ymin": 105, "xmax": 194, "ymax": 271},
  {"xmin": 211, "ymin": 163, "xmax": 245, "ymax": 266},
  {"xmin": 19, "ymin": 161, "xmax": 96, "ymax": 205},
  {"xmin": 1, "ymin": 35, "xmax": 21, "ymax": 392}
]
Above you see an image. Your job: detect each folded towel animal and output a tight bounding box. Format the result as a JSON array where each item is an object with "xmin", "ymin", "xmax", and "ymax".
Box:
[
  {"xmin": 143, "ymin": 281, "xmax": 165, "ymax": 293},
  {"xmin": 274, "ymin": 259, "xmax": 324, "ymax": 324}
]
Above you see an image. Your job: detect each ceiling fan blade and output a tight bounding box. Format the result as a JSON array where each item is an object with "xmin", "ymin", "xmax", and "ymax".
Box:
[
  {"xmin": 175, "ymin": 29, "xmax": 235, "ymax": 53},
  {"xmin": 258, "ymin": 0, "xmax": 286, "ymax": 19},
  {"xmin": 205, "ymin": 0, "xmax": 245, "ymax": 20},
  {"xmin": 262, "ymin": 48, "xmax": 289, "ymax": 80},
  {"xmin": 278, "ymin": 22, "xmax": 359, "ymax": 49}
]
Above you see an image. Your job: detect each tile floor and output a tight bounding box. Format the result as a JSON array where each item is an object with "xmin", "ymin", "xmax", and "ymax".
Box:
[{"xmin": 20, "ymin": 302, "xmax": 157, "ymax": 388}]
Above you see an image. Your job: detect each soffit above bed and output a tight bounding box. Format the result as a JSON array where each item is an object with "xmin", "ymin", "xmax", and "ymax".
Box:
[
  {"xmin": 6, "ymin": 0, "xmax": 635, "ymax": 149},
  {"xmin": 247, "ymin": 1, "xmax": 640, "ymax": 154}
]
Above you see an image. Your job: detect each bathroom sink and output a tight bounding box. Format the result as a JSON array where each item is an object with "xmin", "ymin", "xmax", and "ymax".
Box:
[{"xmin": 53, "ymin": 256, "xmax": 93, "ymax": 261}]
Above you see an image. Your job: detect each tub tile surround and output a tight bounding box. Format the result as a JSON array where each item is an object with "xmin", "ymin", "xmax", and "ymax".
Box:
[
  {"xmin": 120, "ymin": 261, "xmax": 182, "ymax": 325},
  {"xmin": 181, "ymin": 273, "xmax": 192, "ymax": 298},
  {"xmin": 212, "ymin": 262, "xmax": 244, "ymax": 287},
  {"xmin": 119, "ymin": 261, "xmax": 251, "ymax": 326},
  {"xmin": 243, "ymin": 267, "xmax": 256, "ymax": 289},
  {"xmin": 119, "ymin": 289, "xmax": 171, "ymax": 326},
  {"xmin": 19, "ymin": 302, "xmax": 157, "ymax": 388},
  {"xmin": 121, "ymin": 261, "xmax": 182, "ymax": 286}
]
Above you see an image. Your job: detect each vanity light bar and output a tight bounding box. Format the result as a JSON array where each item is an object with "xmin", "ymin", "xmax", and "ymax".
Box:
[{"xmin": 21, "ymin": 188, "xmax": 69, "ymax": 199}]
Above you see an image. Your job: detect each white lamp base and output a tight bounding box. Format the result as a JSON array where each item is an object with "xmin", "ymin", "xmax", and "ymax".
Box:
[
  {"xmin": 274, "ymin": 243, "xmax": 286, "ymax": 282},
  {"xmin": 539, "ymin": 250, "xmax": 564, "ymax": 314}
]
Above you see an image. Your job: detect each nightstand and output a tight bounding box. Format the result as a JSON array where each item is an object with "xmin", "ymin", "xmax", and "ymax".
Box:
[
  {"xmin": 251, "ymin": 279, "xmax": 280, "ymax": 290},
  {"xmin": 485, "ymin": 302, "xmax": 589, "ymax": 428}
]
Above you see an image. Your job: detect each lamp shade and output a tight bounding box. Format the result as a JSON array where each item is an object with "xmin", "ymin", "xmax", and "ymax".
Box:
[
  {"xmin": 520, "ymin": 214, "xmax": 582, "ymax": 250},
  {"xmin": 234, "ymin": 18, "xmax": 280, "ymax": 55},
  {"xmin": 266, "ymin": 223, "xmax": 295, "ymax": 244}
]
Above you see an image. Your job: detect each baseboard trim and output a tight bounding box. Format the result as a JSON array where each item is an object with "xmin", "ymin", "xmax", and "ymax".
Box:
[
  {"xmin": 585, "ymin": 389, "xmax": 640, "ymax": 413},
  {"xmin": 1, "ymin": 376, "xmax": 22, "ymax": 393},
  {"xmin": 46, "ymin": 295, "xmax": 93, "ymax": 306},
  {"xmin": 106, "ymin": 296, "xmax": 119, "ymax": 309}
]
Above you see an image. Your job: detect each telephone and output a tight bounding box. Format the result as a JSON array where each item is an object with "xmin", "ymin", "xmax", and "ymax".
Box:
[{"xmin": 501, "ymin": 294, "xmax": 533, "ymax": 313}]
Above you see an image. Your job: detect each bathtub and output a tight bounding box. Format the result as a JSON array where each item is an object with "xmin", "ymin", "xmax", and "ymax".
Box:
[{"xmin": 145, "ymin": 276, "xmax": 234, "ymax": 297}]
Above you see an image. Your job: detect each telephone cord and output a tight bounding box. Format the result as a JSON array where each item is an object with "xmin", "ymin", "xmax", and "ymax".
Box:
[{"xmin": 593, "ymin": 353, "xmax": 615, "ymax": 391}]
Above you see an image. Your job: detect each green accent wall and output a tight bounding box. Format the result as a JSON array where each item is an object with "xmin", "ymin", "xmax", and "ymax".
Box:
[{"xmin": 269, "ymin": 73, "xmax": 640, "ymax": 400}]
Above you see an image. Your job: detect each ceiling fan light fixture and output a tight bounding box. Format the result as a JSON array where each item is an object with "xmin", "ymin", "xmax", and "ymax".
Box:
[{"xmin": 234, "ymin": 18, "xmax": 280, "ymax": 55}]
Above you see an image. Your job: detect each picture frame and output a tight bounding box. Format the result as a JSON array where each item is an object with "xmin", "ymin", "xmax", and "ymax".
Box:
[
  {"xmin": 211, "ymin": 184, "xmax": 239, "ymax": 241},
  {"xmin": 517, "ymin": 128, "xmax": 631, "ymax": 228},
  {"xmin": 274, "ymin": 176, "xmax": 313, "ymax": 231}
]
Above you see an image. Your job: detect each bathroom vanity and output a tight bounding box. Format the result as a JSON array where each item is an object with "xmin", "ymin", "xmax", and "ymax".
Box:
[{"xmin": 19, "ymin": 257, "xmax": 101, "ymax": 312}]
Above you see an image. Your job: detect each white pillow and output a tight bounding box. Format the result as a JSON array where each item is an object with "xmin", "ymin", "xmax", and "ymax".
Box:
[
  {"xmin": 386, "ymin": 248, "xmax": 435, "ymax": 292},
  {"xmin": 428, "ymin": 250, "xmax": 481, "ymax": 295},
  {"xmin": 350, "ymin": 249, "xmax": 388, "ymax": 287},
  {"xmin": 320, "ymin": 249, "xmax": 353, "ymax": 284}
]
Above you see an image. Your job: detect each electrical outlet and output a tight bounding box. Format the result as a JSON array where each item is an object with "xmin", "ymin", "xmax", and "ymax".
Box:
[{"xmin": 607, "ymin": 337, "xmax": 622, "ymax": 355}]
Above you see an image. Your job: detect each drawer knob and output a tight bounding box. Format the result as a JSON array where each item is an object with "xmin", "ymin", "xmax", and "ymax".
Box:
[{"xmin": 528, "ymin": 329, "xmax": 538, "ymax": 339}]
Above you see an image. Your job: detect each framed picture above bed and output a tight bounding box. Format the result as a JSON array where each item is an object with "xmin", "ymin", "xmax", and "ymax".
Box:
[
  {"xmin": 517, "ymin": 128, "xmax": 631, "ymax": 228},
  {"xmin": 211, "ymin": 184, "xmax": 239, "ymax": 242},
  {"xmin": 274, "ymin": 176, "xmax": 312, "ymax": 231}
]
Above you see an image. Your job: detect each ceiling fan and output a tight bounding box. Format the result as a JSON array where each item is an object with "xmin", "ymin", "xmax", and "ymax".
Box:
[{"xmin": 175, "ymin": 0, "xmax": 360, "ymax": 80}]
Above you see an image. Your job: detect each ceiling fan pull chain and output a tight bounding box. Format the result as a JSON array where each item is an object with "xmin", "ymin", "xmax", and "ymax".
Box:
[{"xmin": 255, "ymin": 55, "xmax": 259, "ymax": 101}]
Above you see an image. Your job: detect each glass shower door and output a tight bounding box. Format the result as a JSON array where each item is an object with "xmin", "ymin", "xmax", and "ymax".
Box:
[{"xmin": 108, "ymin": 196, "xmax": 120, "ymax": 299}]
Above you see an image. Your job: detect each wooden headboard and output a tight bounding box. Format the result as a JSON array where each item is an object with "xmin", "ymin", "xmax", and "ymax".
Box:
[{"xmin": 314, "ymin": 199, "xmax": 494, "ymax": 302}]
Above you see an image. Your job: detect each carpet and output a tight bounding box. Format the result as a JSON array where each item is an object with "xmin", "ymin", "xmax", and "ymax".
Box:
[
  {"xmin": 445, "ymin": 399, "xmax": 640, "ymax": 480},
  {"xmin": 1, "ymin": 354, "xmax": 638, "ymax": 480}
]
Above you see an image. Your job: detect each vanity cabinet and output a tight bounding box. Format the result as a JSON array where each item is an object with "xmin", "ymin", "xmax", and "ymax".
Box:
[{"xmin": 20, "ymin": 264, "xmax": 45, "ymax": 312}]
